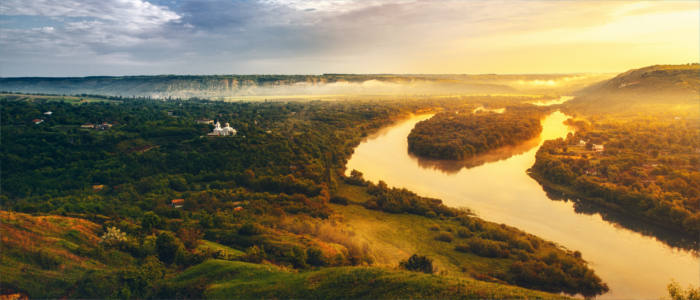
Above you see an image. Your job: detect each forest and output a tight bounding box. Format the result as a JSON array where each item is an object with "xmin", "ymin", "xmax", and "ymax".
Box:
[
  {"xmin": 1, "ymin": 95, "xmax": 607, "ymax": 298},
  {"xmin": 408, "ymin": 106, "xmax": 545, "ymax": 160},
  {"xmin": 530, "ymin": 113, "xmax": 700, "ymax": 244}
]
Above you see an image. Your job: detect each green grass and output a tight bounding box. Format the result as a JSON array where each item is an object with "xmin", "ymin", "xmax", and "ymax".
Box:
[
  {"xmin": 170, "ymin": 259, "xmax": 568, "ymax": 299},
  {"xmin": 335, "ymin": 182, "xmax": 374, "ymax": 204},
  {"xmin": 198, "ymin": 240, "xmax": 246, "ymax": 259},
  {"xmin": 330, "ymin": 202, "xmax": 511, "ymax": 277}
]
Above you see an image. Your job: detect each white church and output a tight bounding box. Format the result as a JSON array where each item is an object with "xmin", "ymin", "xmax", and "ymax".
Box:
[{"xmin": 207, "ymin": 121, "xmax": 237, "ymax": 136}]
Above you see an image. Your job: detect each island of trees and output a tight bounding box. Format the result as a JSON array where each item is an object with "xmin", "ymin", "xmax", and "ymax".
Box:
[{"xmin": 408, "ymin": 106, "xmax": 545, "ymax": 160}]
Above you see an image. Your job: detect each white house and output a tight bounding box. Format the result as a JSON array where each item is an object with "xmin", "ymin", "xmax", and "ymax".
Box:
[
  {"xmin": 208, "ymin": 121, "xmax": 237, "ymax": 136},
  {"xmin": 593, "ymin": 144, "xmax": 604, "ymax": 152}
]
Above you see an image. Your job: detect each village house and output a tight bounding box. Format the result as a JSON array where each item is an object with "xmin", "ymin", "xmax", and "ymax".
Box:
[
  {"xmin": 32, "ymin": 119, "xmax": 44, "ymax": 125},
  {"xmin": 593, "ymin": 144, "xmax": 605, "ymax": 152},
  {"xmin": 96, "ymin": 122, "xmax": 112, "ymax": 130},
  {"xmin": 196, "ymin": 119, "xmax": 214, "ymax": 125},
  {"xmin": 81, "ymin": 123, "xmax": 95, "ymax": 129},
  {"xmin": 585, "ymin": 168, "xmax": 598, "ymax": 176},
  {"xmin": 171, "ymin": 199, "xmax": 185, "ymax": 208},
  {"xmin": 43, "ymin": 111, "xmax": 52, "ymax": 116}
]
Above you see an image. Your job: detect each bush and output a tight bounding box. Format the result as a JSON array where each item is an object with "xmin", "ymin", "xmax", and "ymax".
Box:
[
  {"xmin": 435, "ymin": 232, "xmax": 453, "ymax": 243},
  {"xmin": 243, "ymin": 245, "xmax": 266, "ymax": 263},
  {"xmin": 466, "ymin": 238, "xmax": 510, "ymax": 258},
  {"xmin": 454, "ymin": 244, "xmax": 470, "ymax": 253},
  {"xmin": 457, "ymin": 228, "xmax": 472, "ymax": 238},
  {"xmin": 33, "ymin": 250, "xmax": 61, "ymax": 270},
  {"xmin": 330, "ymin": 196, "xmax": 349, "ymax": 205},
  {"xmin": 306, "ymin": 247, "xmax": 326, "ymax": 267},
  {"xmin": 399, "ymin": 254, "xmax": 434, "ymax": 274},
  {"xmin": 238, "ymin": 223, "xmax": 262, "ymax": 236}
]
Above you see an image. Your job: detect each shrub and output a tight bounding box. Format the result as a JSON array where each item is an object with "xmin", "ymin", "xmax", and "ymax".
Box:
[
  {"xmin": 238, "ymin": 223, "xmax": 262, "ymax": 236},
  {"xmin": 33, "ymin": 250, "xmax": 61, "ymax": 269},
  {"xmin": 330, "ymin": 196, "xmax": 349, "ymax": 205},
  {"xmin": 306, "ymin": 247, "xmax": 326, "ymax": 267},
  {"xmin": 435, "ymin": 232, "xmax": 453, "ymax": 243},
  {"xmin": 243, "ymin": 245, "xmax": 266, "ymax": 263},
  {"xmin": 454, "ymin": 244, "xmax": 470, "ymax": 253},
  {"xmin": 466, "ymin": 238, "xmax": 510, "ymax": 258},
  {"xmin": 457, "ymin": 228, "xmax": 472, "ymax": 238},
  {"xmin": 399, "ymin": 254, "xmax": 434, "ymax": 274}
]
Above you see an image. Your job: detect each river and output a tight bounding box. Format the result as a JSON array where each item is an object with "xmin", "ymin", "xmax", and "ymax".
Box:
[{"xmin": 345, "ymin": 111, "xmax": 698, "ymax": 299}]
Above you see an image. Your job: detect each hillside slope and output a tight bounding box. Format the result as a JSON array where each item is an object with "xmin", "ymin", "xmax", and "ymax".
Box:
[
  {"xmin": 157, "ymin": 259, "xmax": 569, "ymax": 299},
  {"xmin": 565, "ymin": 63, "xmax": 699, "ymax": 115},
  {"xmin": 0, "ymin": 211, "xmax": 105, "ymax": 297}
]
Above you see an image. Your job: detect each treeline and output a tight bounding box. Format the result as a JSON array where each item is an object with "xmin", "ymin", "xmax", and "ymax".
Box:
[
  {"xmin": 408, "ymin": 106, "xmax": 545, "ymax": 160},
  {"xmin": 530, "ymin": 115, "xmax": 700, "ymax": 240}
]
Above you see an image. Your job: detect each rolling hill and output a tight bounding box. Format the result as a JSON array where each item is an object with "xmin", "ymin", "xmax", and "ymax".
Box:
[{"xmin": 564, "ymin": 63, "xmax": 699, "ymax": 115}]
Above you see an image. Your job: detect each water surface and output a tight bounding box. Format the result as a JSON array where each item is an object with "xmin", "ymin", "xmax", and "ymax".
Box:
[{"xmin": 345, "ymin": 112, "xmax": 698, "ymax": 299}]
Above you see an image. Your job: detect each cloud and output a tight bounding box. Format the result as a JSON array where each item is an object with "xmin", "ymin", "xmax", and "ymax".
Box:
[
  {"xmin": 0, "ymin": 0, "xmax": 696, "ymax": 76},
  {"xmin": 0, "ymin": 0, "xmax": 182, "ymax": 60},
  {"xmin": 0, "ymin": 0, "xmax": 180, "ymax": 29}
]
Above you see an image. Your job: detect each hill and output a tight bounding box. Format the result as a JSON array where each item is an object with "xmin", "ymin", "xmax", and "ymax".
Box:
[
  {"xmin": 156, "ymin": 259, "xmax": 569, "ymax": 299},
  {"xmin": 0, "ymin": 211, "xmax": 106, "ymax": 297},
  {"xmin": 564, "ymin": 63, "xmax": 699, "ymax": 115}
]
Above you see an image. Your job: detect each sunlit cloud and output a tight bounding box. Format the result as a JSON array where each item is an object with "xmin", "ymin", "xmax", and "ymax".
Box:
[{"xmin": 0, "ymin": 0, "xmax": 696, "ymax": 76}]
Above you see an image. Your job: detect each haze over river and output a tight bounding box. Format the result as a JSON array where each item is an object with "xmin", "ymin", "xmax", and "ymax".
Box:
[{"xmin": 346, "ymin": 111, "xmax": 698, "ymax": 299}]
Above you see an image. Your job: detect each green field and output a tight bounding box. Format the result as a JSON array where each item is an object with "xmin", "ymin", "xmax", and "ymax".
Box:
[{"xmin": 0, "ymin": 93, "xmax": 120, "ymax": 104}]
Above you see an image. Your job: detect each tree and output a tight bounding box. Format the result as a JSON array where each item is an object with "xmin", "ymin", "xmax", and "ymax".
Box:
[
  {"xmin": 155, "ymin": 232, "xmax": 183, "ymax": 265},
  {"xmin": 177, "ymin": 227, "xmax": 203, "ymax": 250},
  {"xmin": 100, "ymin": 226, "xmax": 128, "ymax": 246},
  {"xmin": 399, "ymin": 254, "xmax": 434, "ymax": 274},
  {"xmin": 667, "ymin": 280, "xmax": 700, "ymax": 300},
  {"xmin": 141, "ymin": 212, "xmax": 161, "ymax": 233}
]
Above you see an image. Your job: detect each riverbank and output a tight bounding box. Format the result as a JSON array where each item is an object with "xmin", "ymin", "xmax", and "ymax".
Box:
[
  {"xmin": 331, "ymin": 180, "xmax": 608, "ymax": 297},
  {"xmin": 526, "ymin": 169, "xmax": 698, "ymax": 251}
]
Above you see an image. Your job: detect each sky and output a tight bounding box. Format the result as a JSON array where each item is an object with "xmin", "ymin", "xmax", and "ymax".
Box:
[{"xmin": 0, "ymin": 0, "xmax": 697, "ymax": 76}]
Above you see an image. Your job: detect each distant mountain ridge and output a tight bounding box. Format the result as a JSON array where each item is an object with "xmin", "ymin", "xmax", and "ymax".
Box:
[{"xmin": 0, "ymin": 73, "xmax": 600, "ymax": 99}]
